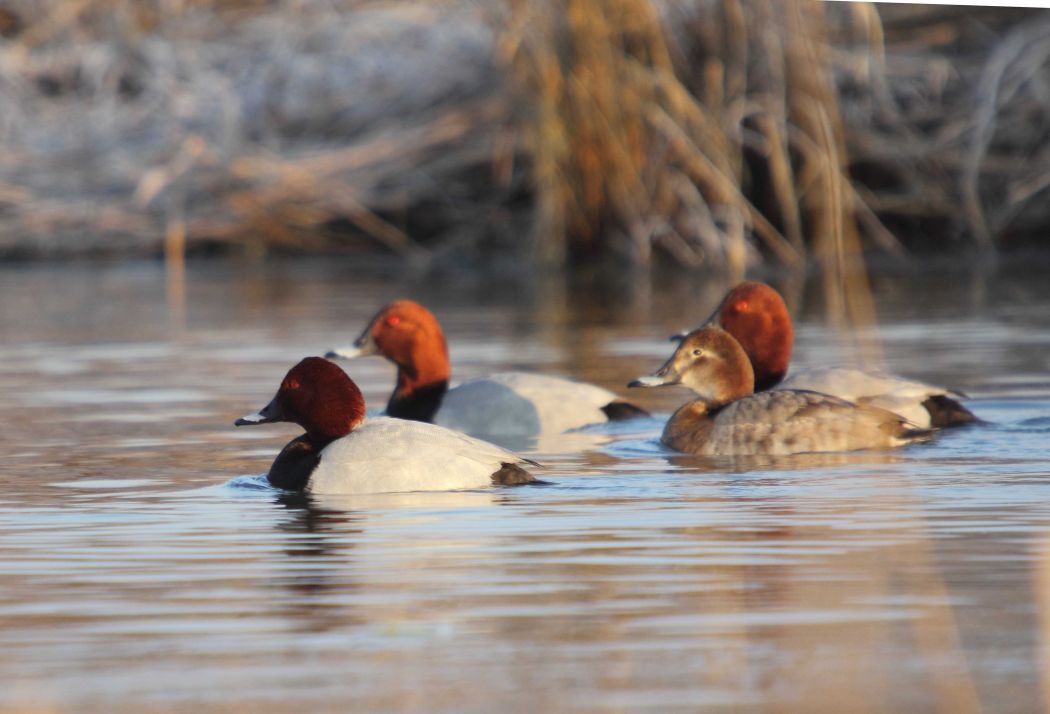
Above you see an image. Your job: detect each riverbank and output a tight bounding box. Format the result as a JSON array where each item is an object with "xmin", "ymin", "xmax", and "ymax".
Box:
[{"xmin": 0, "ymin": 1, "xmax": 1045, "ymax": 267}]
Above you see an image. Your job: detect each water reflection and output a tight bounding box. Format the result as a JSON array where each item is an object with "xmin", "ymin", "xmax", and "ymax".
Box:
[
  {"xmin": 1, "ymin": 259, "xmax": 1049, "ymax": 712},
  {"xmin": 662, "ymin": 448, "xmax": 914, "ymax": 473},
  {"xmin": 270, "ymin": 492, "xmax": 365, "ymax": 634}
]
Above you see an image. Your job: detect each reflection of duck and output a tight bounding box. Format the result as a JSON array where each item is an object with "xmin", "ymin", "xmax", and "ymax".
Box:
[
  {"xmin": 631, "ymin": 326, "xmax": 933, "ymax": 456},
  {"xmin": 235, "ymin": 357, "xmax": 539, "ymax": 494},
  {"xmin": 269, "ymin": 492, "xmax": 367, "ymax": 634},
  {"xmin": 274, "ymin": 491, "xmax": 357, "ymax": 557},
  {"xmin": 686, "ymin": 282, "xmax": 976, "ymax": 428},
  {"xmin": 326, "ymin": 300, "xmax": 646, "ymax": 439},
  {"xmin": 270, "ymin": 488, "xmax": 504, "ymax": 635},
  {"xmin": 663, "ymin": 447, "xmax": 908, "ymax": 474}
]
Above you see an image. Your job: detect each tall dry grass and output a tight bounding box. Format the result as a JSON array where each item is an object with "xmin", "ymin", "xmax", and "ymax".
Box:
[{"xmin": 502, "ymin": 0, "xmax": 883, "ymax": 353}]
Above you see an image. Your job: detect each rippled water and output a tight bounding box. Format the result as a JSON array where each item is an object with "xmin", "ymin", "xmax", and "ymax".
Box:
[{"xmin": 2, "ymin": 259, "xmax": 1050, "ymax": 713}]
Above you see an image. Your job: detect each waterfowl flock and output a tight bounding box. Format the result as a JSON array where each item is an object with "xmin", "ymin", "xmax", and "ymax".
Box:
[{"xmin": 237, "ymin": 282, "xmax": 977, "ymax": 494}]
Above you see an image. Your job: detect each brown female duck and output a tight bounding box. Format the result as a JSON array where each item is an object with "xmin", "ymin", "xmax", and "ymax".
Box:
[{"xmin": 631, "ymin": 326, "xmax": 932, "ymax": 456}]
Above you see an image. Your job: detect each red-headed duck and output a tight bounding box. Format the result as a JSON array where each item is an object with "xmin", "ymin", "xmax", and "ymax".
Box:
[
  {"xmin": 695, "ymin": 282, "xmax": 975, "ymax": 428},
  {"xmin": 630, "ymin": 326, "xmax": 932, "ymax": 456},
  {"xmin": 325, "ymin": 300, "xmax": 647, "ymax": 437},
  {"xmin": 235, "ymin": 357, "xmax": 538, "ymax": 494}
]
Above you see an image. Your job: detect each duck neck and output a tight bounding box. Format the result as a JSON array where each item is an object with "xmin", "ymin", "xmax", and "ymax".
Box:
[
  {"xmin": 388, "ymin": 376, "xmax": 449, "ymax": 422},
  {"xmin": 754, "ymin": 362, "xmax": 787, "ymax": 392},
  {"xmin": 747, "ymin": 323, "xmax": 791, "ymax": 392},
  {"xmin": 685, "ymin": 362, "xmax": 753, "ymax": 410},
  {"xmin": 385, "ymin": 334, "xmax": 451, "ymax": 423}
]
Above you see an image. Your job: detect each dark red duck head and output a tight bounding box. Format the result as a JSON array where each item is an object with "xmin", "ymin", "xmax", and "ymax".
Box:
[
  {"xmin": 710, "ymin": 282, "xmax": 793, "ymax": 392},
  {"xmin": 235, "ymin": 357, "xmax": 365, "ymax": 446}
]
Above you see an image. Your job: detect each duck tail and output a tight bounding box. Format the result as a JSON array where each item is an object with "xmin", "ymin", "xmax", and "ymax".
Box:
[
  {"xmin": 491, "ymin": 462, "xmax": 540, "ymax": 486},
  {"xmin": 921, "ymin": 395, "xmax": 979, "ymax": 428},
  {"xmin": 601, "ymin": 401, "xmax": 649, "ymax": 421}
]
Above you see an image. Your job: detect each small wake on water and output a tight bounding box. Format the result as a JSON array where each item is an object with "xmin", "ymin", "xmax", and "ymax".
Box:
[{"xmin": 223, "ymin": 474, "xmax": 273, "ymax": 491}]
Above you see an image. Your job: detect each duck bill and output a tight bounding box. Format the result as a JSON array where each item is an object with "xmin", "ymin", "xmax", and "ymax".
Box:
[
  {"xmin": 628, "ymin": 360, "xmax": 682, "ymax": 389},
  {"xmin": 325, "ymin": 323, "xmax": 379, "ymax": 360},
  {"xmin": 234, "ymin": 395, "xmax": 285, "ymax": 427}
]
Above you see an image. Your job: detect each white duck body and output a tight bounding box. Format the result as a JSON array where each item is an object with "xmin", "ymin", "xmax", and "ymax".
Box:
[
  {"xmin": 433, "ymin": 372, "xmax": 619, "ymax": 436},
  {"xmin": 776, "ymin": 367, "xmax": 964, "ymax": 429},
  {"xmin": 308, "ymin": 416, "xmax": 534, "ymax": 495}
]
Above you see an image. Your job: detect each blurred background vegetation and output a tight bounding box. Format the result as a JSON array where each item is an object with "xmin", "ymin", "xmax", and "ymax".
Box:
[{"xmin": 0, "ymin": 0, "xmax": 1046, "ymax": 275}]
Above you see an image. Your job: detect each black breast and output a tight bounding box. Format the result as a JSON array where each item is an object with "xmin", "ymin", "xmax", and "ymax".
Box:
[{"xmin": 267, "ymin": 434, "xmax": 321, "ymax": 491}]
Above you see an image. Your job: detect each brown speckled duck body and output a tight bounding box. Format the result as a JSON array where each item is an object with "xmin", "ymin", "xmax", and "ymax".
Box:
[{"xmin": 631, "ymin": 327, "xmax": 932, "ymax": 456}]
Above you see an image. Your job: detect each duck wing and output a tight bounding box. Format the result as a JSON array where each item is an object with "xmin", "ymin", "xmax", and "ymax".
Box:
[
  {"xmin": 436, "ymin": 372, "xmax": 623, "ymax": 436},
  {"xmin": 777, "ymin": 367, "xmax": 974, "ymax": 428},
  {"xmin": 704, "ymin": 390, "xmax": 929, "ymax": 456},
  {"xmin": 309, "ymin": 417, "xmax": 537, "ymax": 494}
]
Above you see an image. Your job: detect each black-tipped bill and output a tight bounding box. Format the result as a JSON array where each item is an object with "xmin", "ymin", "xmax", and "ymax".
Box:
[
  {"xmin": 325, "ymin": 346, "xmax": 362, "ymax": 360},
  {"xmin": 326, "ymin": 326, "xmax": 378, "ymax": 360},
  {"xmin": 628, "ymin": 363, "xmax": 681, "ymax": 389},
  {"xmin": 234, "ymin": 396, "xmax": 283, "ymax": 427}
]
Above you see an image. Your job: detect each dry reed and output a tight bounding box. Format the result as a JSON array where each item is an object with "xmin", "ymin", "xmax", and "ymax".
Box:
[
  {"xmin": 0, "ymin": 0, "xmax": 1045, "ymax": 280},
  {"xmin": 832, "ymin": 4, "xmax": 1050, "ymax": 255},
  {"xmin": 502, "ymin": 0, "xmax": 888, "ymax": 356}
]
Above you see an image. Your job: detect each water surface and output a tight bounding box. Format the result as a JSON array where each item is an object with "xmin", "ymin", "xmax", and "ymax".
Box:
[{"xmin": 2, "ymin": 260, "xmax": 1049, "ymax": 713}]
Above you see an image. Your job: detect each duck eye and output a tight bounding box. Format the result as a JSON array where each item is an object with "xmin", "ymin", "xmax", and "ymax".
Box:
[
  {"xmin": 385, "ymin": 315, "xmax": 401, "ymax": 327},
  {"xmin": 733, "ymin": 300, "xmax": 749, "ymax": 313},
  {"xmin": 692, "ymin": 349, "xmax": 702, "ymax": 357},
  {"xmin": 284, "ymin": 377, "xmax": 300, "ymax": 390}
]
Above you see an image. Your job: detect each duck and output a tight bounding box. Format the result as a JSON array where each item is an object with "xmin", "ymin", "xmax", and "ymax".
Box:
[
  {"xmin": 234, "ymin": 357, "xmax": 539, "ymax": 494},
  {"xmin": 325, "ymin": 300, "xmax": 647, "ymax": 438},
  {"xmin": 688, "ymin": 281, "xmax": 976, "ymax": 428},
  {"xmin": 629, "ymin": 326, "xmax": 932, "ymax": 456}
]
